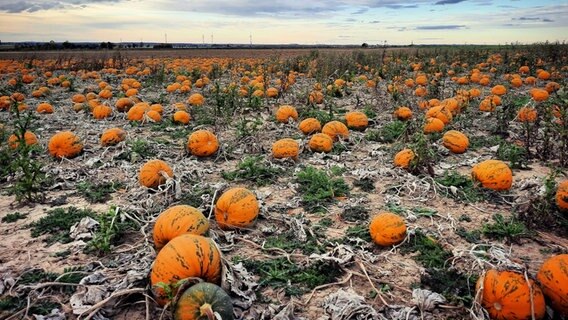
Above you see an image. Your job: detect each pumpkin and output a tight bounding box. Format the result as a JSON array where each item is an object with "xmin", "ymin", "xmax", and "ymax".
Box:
[
  {"xmin": 139, "ymin": 159, "xmax": 174, "ymax": 188},
  {"xmin": 125, "ymin": 88, "xmax": 138, "ymax": 97},
  {"xmin": 188, "ymin": 93, "xmax": 205, "ymax": 106},
  {"xmin": 146, "ymin": 110, "xmax": 162, "ymax": 122},
  {"xmin": 322, "ymin": 121, "xmax": 349, "ymax": 141},
  {"xmin": 308, "ymin": 133, "xmax": 333, "ymax": 153},
  {"xmin": 150, "ymin": 234, "xmax": 221, "ymax": 306},
  {"xmin": 187, "ymin": 130, "xmax": 219, "ymax": 157},
  {"xmin": 8, "ymin": 131, "xmax": 38, "ymax": 149},
  {"xmin": 275, "ymin": 105, "xmax": 298, "ymax": 123},
  {"xmin": 423, "ymin": 117, "xmax": 445, "ymax": 134},
  {"xmin": 298, "ymin": 118, "xmax": 322, "ymax": 135},
  {"xmin": 537, "ymin": 70, "xmax": 550, "ymax": 80},
  {"xmin": 173, "ymin": 111, "xmax": 191, "ymax": 125},
  {"xmin": 491, "ymin": 85, "xmax": 507, "ymax": 96},
  {"xmin": 36, "ymin": 102, "xmax": 53, "ymax": 114},
  {"xmin": 100, "ymin": 128, "xmax": 126, "ymax": 146},
  {"xmin": 394, "ymin": 107, "xmax": 413, "ymax": 121},
  {"xmin": 214, "ymin": 187, "xmax": 259, "ymax": 229},
  {"xmin": 476, "ymin": 269, "xmax": 546, "ymax": 320},
  {"xmin": 344, "ymin": 111, "xmax": 368, "ymax": 130},
  {"xmin": 556, "ymin": 180, "xmax": 568, "ymax": 211},
  {"xmin": 369, "ymin": 212, "xmax": 407, "ymax": 246},
  {"xmin": 127, "ymin": 103, "xmax": 148, "ymax": 121},
  {"xmin": 48, "ymin": 131, "xmax": 83, "ymax": 159},
  {"xmin": 442, "ymin": 130, "xmax": 469, "ymax": 154},
  {"xmin": 98, "ymin": 89, "xmax": 113, "ymax": 99},
  {"xmin": 517, "ymin": 107, "xmax": 537, "ymax": 122},
  {"xmin": 92, "ymin": 104, "xmax": 112, "ymax": 119},
  {"xmin": 426, "ymin": 105, "xmax": 452, "ymax": 124},
  {"xmin": 530, "ymin": 89, "xmax": 549, "ymax": 102},
  {"xmin": 536, "ymin": 254, "xmax": 568, "ymax": 315},
  {"xmin": 479, "ymin": 97, "xmax": 497, "ymax": 112},
  {"xmin": 309, "ymin": 91, "xmax": 324, "ymax": 104},
  {"xmin": 72, "ymin": 94, "xmax": 86, "ymax": 103},
  {"xmin": 266, "ymin": 87, "xmax": 278, "ymax": 98},
  {"xmin": 394, "ymin": 149, "xmax": 415, "ymax": 169},
  {"xmin": 174, "ymin": 282, "xmax": 234, "ymax": 320},
  {"xmin": 471, "ymin": 159, "xmax": 512, "ymax": 191},
  {"xmin": 272, "ymin": 138, "xmax": 299, "ymax": 160},
  {"xmin": 115, "ymin": 97, "xmax": 134, "ymax": 112},
  {"xmin": 153, "ymin": 205, "xmax": 209, "ymax": 250}
]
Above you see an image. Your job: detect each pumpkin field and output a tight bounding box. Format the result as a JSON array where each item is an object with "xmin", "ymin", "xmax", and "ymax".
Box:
[{"xmin": 0, "ymin": 45, "xmax": 567, "ymax": 320}]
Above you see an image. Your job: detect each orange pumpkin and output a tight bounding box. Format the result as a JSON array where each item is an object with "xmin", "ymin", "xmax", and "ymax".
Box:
[
  {"xmin": 275, "ymin": 105, "xmax": 299, "ymax": 123},
  {"xmin": 394, "ymin": 148, "xmax": 415, "ymax": 169},
  {"xmin": 536, "ymin": 254, "xmax": 568, "ymax": 315},
  {"xmin": 423, "ymin": 117, "xmax": 445, "ymax": 134},
  {"xmin": 491, "ymin": 85, "xmax": 507, "ymax": 96},
  {"xmin": 139, "ymin": 159, "xmax": 174, "ymax": 188},
  {"xmin": 344, "ymin": 111, "xmax": 368, "ymax": 130},
  {"xmin": 309, "ymin": 91, "xmax": 324, "ymax": 104},
  {"xmin": 188, "ymin": 93, "xmax": 205, "ymax": 106},
  {"xmin": 145, "ymin": 110, "xmax": 162, "ymax": 122},
  {"xmin": 100, "ymin": 128, "xmax": 126, "ymax": 146},
  {"xmin": 471, "ymin": 160, "xmax": 512, "ymax": 191},
  {"xmin": 426, "ymin": 105, "xmax": 452, "ymax": 124},
  {"xmin": 272, "ymin": 138, "xmax": 299, "ymax": 160},
  {"xmin": 8, "ymin": 131, "xmax": 38, "ymax": 149},
  {"xmin": 214, "ymin": 187, "xmax": 259, "ymax": 229},
  {"xmin": 517, "ymin": 107, "xmax": 537, "ymax": 122},
  {"xmin": 476, "ymin": 269, "xmax": 546, "ymax": 320},
  {"xmin": 48, "ymin": 131, "xmax": 83, "ymax": 159},
  {"xmin": 394, "ymin": 107, "xmax": 413, "ymax": 121},
  {"xmin": 298, "ymin": 118, "xmax": 322, "ymax": 135},
  {"xmin": 556, "ymin": 180, "xmax": 568, "ymax": 211},
  {"xmin": 92, "ymin": 104, "xmax": 112, "ymax": 119},
  {"xmin": 322, "ymin": 121, "xmax": 349, "ymax": 141},
  {"xmin": 150, "ymin": 234, "xmax": 221, "ymax": 306},
  {"xmin": 530, "ymin": 89, "xmax": 549, "ymax": 102},
  {"xmin": 266, "ymin": 87, "xmax": 278, "ymax": 98},
  {"xmin": 115, "ymin": 97, "xmax": 134, "ymax": 112},
  {"xmin": 187, "ymin": 130, "xmax": 219, "ymax": 157},
  {"xmin": 308, "ymin": 133, "xmax": 333, "ymax": 153},
  {"xmin": 442, "ymin": 130, "xmax": 469, "ymax": 154},
  {"xmin": 173, "ymin": 111, "xmax": 191, "ymax": 124},
  {"xmin": 72, "ymin": 94, "xmax": 86, "ymax": 103},
  {"xmin": 369, "ymin": 212, "xmax": 407, "ymax": 246},
  {"xmin": 153, "ymin": 205, "xmax": 209, "ymax": 250},
  {"xmin": 36, "ymin": 102, "xmax": 53, "ymax": 114}
]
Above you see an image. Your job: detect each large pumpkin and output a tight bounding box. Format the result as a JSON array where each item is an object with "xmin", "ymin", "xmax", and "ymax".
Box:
[
  {"xmin": 153, "ymin": 205, "xmax": 210, "ymax": 250},
  {"xmin": 187, "ymin": 130, "xmax": 219, "ymax": 157},
  {"xmin": 275, "ymin": 105, "xmax": 298, "ymax": 123},
  {"xmin": 471, "ymin": 160, "xmax": 513, "ymax": 191},
  {"xmin": 308, "ymin": 133, "xmax": 333, "ymax": 153},
  {"xmin": 394, "ymin": 148, "xmax": 415, "ymax": 169},
  {"xmin": 139, "ymin": 159, "xmax": 174, "ymax": 188},
  {"xmin": 555, "ymin": 180, "xmax": 568, "ymax": 211},
  {"xmin": 369, "ymin": 212, "xmax": 407, "ymax": 246},
  {"xmin": 214, "ymin": 187, "xmax": 259, "ymax": 229},
  {"xmin": 423, "ymin": 117, "xmax": 445, "ymax": 134},
  {"xmin": 100, "ymin": 128, "xmax": 126, "ymax": 146},
  {"xmin": 476, "ymin": 269, "xmax": 546, "ymax": 320},
  {"xmin": 536, "ymin": 254, "xmax": 568, "ymax": 315},
  {"xmin": 298, "ymin": 118, "xmax": 321, "ymax": 135},
  {"xmin": 344, "ymin": 111, "xmax": 368, "ymax": 130},
  {"xmin": 272, "ymin": 138, "xmax": 299, "ymax": 160},
  {"xmin": 48, "ymin": 131, "xmax": 83, "ymax": 159},
  {"xmin": 174, "ymin": 282, "xmax": 234, "ymax": 320},
  {"xmin": 322, "ymin": 121, "xmax": 349, "ymax": 141},
  {"xmin": 150, "ymin": 234, "xmax": 222, "ymax": 306},
  {"xmin": 442, "ymin": 130, "xmax": 469, "ymax": 154}
]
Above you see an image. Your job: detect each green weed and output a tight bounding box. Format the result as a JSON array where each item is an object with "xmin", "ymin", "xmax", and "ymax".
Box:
[
  {"xmin": 28, "ymin": 207, "xmax": 97, "ymax": 244},
  {"xmin": 482, "ymin": 213, "xmax": 530, "ymax": 243},
  {"xmin": 222, "ymin": 156, "xmax": 282, "ymax": 186},
  {"xmin": 295, "ymin": 166, "xmax": 349, "ymax": 213},
  {"xmin": 1, "ymin": 212, "xmax": 27, "ymax": 223},
  {"xmin": 77, "ymin": 180, "xmax": 123, "ymax": 203}
]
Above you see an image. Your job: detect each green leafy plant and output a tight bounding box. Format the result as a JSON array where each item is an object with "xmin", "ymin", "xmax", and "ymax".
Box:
[
  {"xmin": 87, "ymin": 206, "xmax": 136, "ymax": 255},
  {"xmin": 402, "ymin": 230, "xmax": 452, "ymax": 269},
  {"xmin": 482, "ymin": 213, "xmax": 530, "ymax": 243},
  {"xmin": 435, "ymin": 170, "xmax": 485, "ymax": 202},
  {"xmin": 496, "ymin": 141, "xmax": 528, "ymax": 169},
  {"xmin": 77, "ymin": 180, "xmax": 123, "ymax": 203},
  {"xmin": 1, "ymin": 212, "xmax": 27, "ymax": 223},
  {"xmin": 222, "ymin": 156, "xmax": 282, "ymax": 186},
  {"xmin": 28, "ymin": 207, "xmax": 97, "ymax": 244},
  {"xmin": 295, "ymin": 166, "xmax": 349, "ymax": 213}
]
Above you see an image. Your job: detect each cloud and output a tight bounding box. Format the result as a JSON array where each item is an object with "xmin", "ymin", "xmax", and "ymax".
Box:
[
  {"xmin": 369, "ymin": 20, "xmax": 380, "ymax": 24},
  {"xmin": 416, "ymin": 25, "xmax": 466, "ymax": 30},
  {"xmin": 385, "ymin": 4, "xmax": 418, "ymax": 9},
  {"xmin": 0, "ymin": 0, "xmax": 122, "ymax": 13},
  {"xmin": 435, "ymin": 0, "xmax": 466, "ymax": 5}
]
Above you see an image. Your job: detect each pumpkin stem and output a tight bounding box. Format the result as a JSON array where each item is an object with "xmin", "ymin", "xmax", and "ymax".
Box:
[{"xmin": 200, "ymin": 303, "xmax": 215, "ymax": 320}]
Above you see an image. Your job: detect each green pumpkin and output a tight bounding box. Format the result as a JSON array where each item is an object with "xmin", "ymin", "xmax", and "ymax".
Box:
[{"xmin": 174, "ymin": 282, "xmax": 234, "ymax": 320}]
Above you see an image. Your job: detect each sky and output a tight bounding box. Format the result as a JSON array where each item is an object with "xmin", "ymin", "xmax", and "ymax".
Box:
[{"xmin": 0, "ymin": 0, "xmax": 566, "ymax": 45}]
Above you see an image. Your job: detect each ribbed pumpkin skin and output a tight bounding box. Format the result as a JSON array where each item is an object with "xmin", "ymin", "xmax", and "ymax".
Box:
[
  {"xmin": 308, "ymin": 133, "xmax": 333, "ymax": 153},
  {"xmin": 275, "ymin": 105, "xmax": 298, "ymax": 123},
  {"xmin": 471, "ymin": 160, "xmax": 513, "ymax": 191},
  {"xmin": 100, "ymin": 128, "xmax": 126, "ymax": 146},
  {"xmin": 426, "ymin": 105, "xmax": 452, "ymax": 124},
  {"xmin": 153, "ymin": 205, "xmax": 210, "ymax": 250},
  {"xmin": 272, "ymin": 138, "xmax": 299, "ymax": 159},
  {"xmin": 423, "ymin": 117, "xmax": 445, "ymax": 134},
  {"xmin": 298, "ymin": 118, "xmax": 321, "ymax": 135},
  {"xmin": 322, "ymin": 121, "xmax": 349, "ymax": 141},
  {"xmin": 187, "ymin": 130, "xmax": 219, "ymax": 157},
  {"xmin": 345, "ymin": 111, "xmax": 368, "ymax": 130},
  {"xmin": 151, "ymin": 234, "xmax": 221, "ymax": 306},
  {"xmin": 477, "ymin": 269, "xmax": 545, "ymax": 320},
  {"xmin": 369, "ymin": 212, "xmax": 407, "ymax": 246},
  {"xmin": 442, "ymin": 130, "xmax": 469, "ymax": 154},
  {"xmin": 48, "ymin": 131, "xmax": 83, "ymax": 159},
  {"xmin": 174, "ymin": 283, "xmax": 234, "ymax": 320},
  {"xmin": 139, "ymin": 159, "xmax": 174, "ymax": 188},
  {"xmin": 537, "ymin": 254, "xmax": 568, "ymax": 315},
  {"xmin": 214, "ymin": 187, "xmax": 259, "ymax": 229},
  {"xmin": 394, "ymin": 148, "xmax": 415, "ymax": 169},
  {"xmin": 556, "ymin": 181, "xmax": 568, "ymax": 211}
]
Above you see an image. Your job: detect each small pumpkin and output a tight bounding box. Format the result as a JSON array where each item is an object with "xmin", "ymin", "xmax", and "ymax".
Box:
[
  {"xmin": 145, "ymin": 110, "xmax": 162, "ymax": 122},
  {"xmin": 187, "ymin": 130, "xmax": 219, "ymax": 157},
  {"xmin": 174, "ymin": 282, "xmax": 234, "ymax": 320},
  {"xmin": 188, "ymin": 93, "xmax": 205, "ymax": 106},
  {"xmin": 517, "ymin": 107, "xmax": 537, "ymax": 122},
  {"xmin": 426, "ymin": 105, "xmax": 452, "ymax": 124},
  {"xmin": 8, "ymin": 131, "xmax": 38, "ymax": 149},
  {"xmin": 298, "ymin": 118, "xmax": 322, "ymax": 135},
  {"xmin": 308, "ymin": 133, "xmax": 333, "ymax": 153},
  {"xmin": 442, "ymin": 130, "xmax": 469, "ymax": 154},
  {"xmin": 394, "ymin": 148, "xmax": 415, "ymax": 169},
  {"xmin": 92, "ymin": 104, "xmax": 112, "ymax": 119},
  {"xmin": 115, "ymin": 97, "xmax": 134, "ymax": 112},
  {"xmin": 139, "ymin": 159, "xmax": 174, "ymax": 188},
  {"xmin": 491, "ymin": 85, "xmax": 507, "ymax": 96},
  {"xmin": 322, "ymin": 121, "xmax": 349, "ymax": 141},
  {"xmin": 36, "ymin": 102, "xmax": 54, "ymax": 114},
  {"xmin": 471, "ymin": 159, "xmax": 512, "ymax": 191},
  {"xmin": 150, "ymin": 234, "xmax": 221, "ymax": 306},
  {"xmin": 272, "ymin": 138, "xmax": 299, "ymax": 160},
  {"xmin": 48, "ymin": 131, "xmax": 83, "ymax": 159},
  {"xmin": 214, "ymin": 187, "xmax": 259, "ymax": 229},
  {"xmin": 344, "ymin": 111, "xmax": 368, "ymax": 130},
  {"xmin": 423, "ymin": 118, "xmax": 445, "ymax": 134},
  {"xmin": 556, "ymin": 180, "xmax": 568, "ymax": 211},
  {"xmin": 100, "ymin": 128, "xmax": 126, "ymax": 146},
  {"xmin": 476, "ymin": 269, "xmax": 546, "ymax": 320},
  {"xmin": 153, "ymin": 205, "xmax": 209, "ymax": 250},
  {"xmin": 536, "ymin": 254, "xmax": 568, "ymax": 315},
  {"xmin": 173, "ymin": 111, "xmax": 191, "ymax": 125},
  {"xmin": 275, "ymin": 105, "xmax": 298, "ymax": 123},
  {"xmin": 394, "ymin": 107, "xmax": 413, "ymax": 121},
  {"xmin": 369, "ymin": 212, "xmax": 407, "ymax": 246},
  {"xmin": 530, "ymin": 89, "xmax": 549, "ymax": 102}
]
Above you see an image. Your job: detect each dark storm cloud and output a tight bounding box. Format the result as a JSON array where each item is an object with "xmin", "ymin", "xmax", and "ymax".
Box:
[
  {"xmin": 416, "ymin": 25, "xmax": 466, "ymax": 30},
  {"xmin": 0, "ymin": 0, "xmax": 122, "ymax": 13},
  {"xmin": 435, "ymin": 0, "xmax": 466, "ymax": 5}
]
